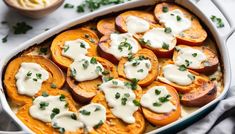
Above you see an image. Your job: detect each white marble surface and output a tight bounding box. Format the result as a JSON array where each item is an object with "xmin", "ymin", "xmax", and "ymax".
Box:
[{"xmin": 0, "ymin": 0, "xmax": 234, "ymax": 83}]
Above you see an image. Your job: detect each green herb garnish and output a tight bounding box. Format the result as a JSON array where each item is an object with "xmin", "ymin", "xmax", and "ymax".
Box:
[
  {"xmin": 90, "ymin": 57, "xmax": 97, "ymax": 64},
  {"xmin": 162, "ymin": 6, "xmax": 168, "ymax": 13},
  {"xmin": 79, "ymin": 109, "xmax": 91, "ymax": 115},
  {"xmin": 178, "ymin": 65, "xmax": 187, "ymax": 71},
  {"xmin": 2, "ymin": 35, "xmax": 8, "ymax": 43},
  {"xmin": 162, "ymin": 42, "xmax": 169, "ymax": 50},
  {"xmin": 39, "ymin": 102, "xmax": 49, "ymax": 110},
  {"xmin": 159, "ymin": 95, "xmax": 171, "ymax": 103},
  {"xmin": 13, "ymin": 22, "xmax": 32, "ymax": 34},
  {"xmin": 64, "ymin": 3, "xmax": 74, "ymax": 8},
  {"xmin": 59, "ymin": 94, "xmax": 66, "ymax": 101},
  {"xmin": 133, "ymin": 100, "xmax": 140, "ymax": 106},
  {"xmin": 115, "ymin": 92, "xmax": 120, "ymax": 99},
  {"xmin": 71, "ymin": 113, "xmax": 77, "ymax": 120},
  {"xmin": 94, "ymin": 120, "xmax": 103, "ymax": 129},
  {"xmin": 164, "ymin": 27, "xmax": 172, "ymax": 33}
]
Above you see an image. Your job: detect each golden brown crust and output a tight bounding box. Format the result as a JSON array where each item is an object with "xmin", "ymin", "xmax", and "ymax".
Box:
[
  {"xmin": 4, "ymin": 55, "xmax": 65, "ymax": 105},
  {"xmin": 118, "ymin": 49, "xmax": 159, "ymax": 87},
  {"xmin": 154, "ymin": 2, "xmax": 207, "ymax": 45},
  {"xmin": 51, "ymin": 28, "xmax": 99, "ymax": 69}
]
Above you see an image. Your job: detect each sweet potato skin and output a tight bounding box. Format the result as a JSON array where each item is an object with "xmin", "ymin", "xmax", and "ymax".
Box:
[
  {"xmin": 118, "ymin": 49, "xmax": 158, "ymax": 87},
  {"xmin": 173, "ymin": 45, "xmax": 219, "ymax": 74},
  {"xmin": 66, "ymin": 57, "xmax": 118, "ymax": 103},
  {"xmin": 90, "ymin": 78, "xmax": 146, "ymax": 134},
  {"xmin": 115, "ymin": 10, "xmax": 157, "ymax": 33},
  {"xmin": 4, "ymin": 56, "xmax": 65, "ymax": 106},
  {"xmin": 51, "ymin": 28, "xmax": 99, "ymax": 69},
  {"xmin": 97, "ymin": 17, "xmax": 116, "ymax": 35},
  {"xmin": 98, "ymin": 35, "xmax": 142, "ymax": 64},
  {"xmin": 141, "ymin": 81, "xmax": 181, "ymax": 126},
  {"xmin": 16, "ymin": 89, "xmax": 81, "ymax": 134},
  {"xmin": 154, "ymin": 2, "xmax": 207, "ymax": 45}
]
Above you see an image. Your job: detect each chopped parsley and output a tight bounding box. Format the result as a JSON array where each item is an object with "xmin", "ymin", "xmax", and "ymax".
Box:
[
  {"xmin": 153, "ymin": 102, "xmax": 161, "ymax": 107},
  {"xmin": 138, "ymin": 38, "xmax": 151, "ymax": 46},
  {"xmin": 164, "ymin": 27, "xmax": 172, "ymax": 33},
  {"xmin": 80, "ymin": 109, "xmax": 91, "ymax": 115},
  {"xmin": 145, "ymin": 63, "xmax": 150, "ymax": 68},
  {"xmin": 187, "ymin": 74, "xmax": 195, "ymax": 80},
  {"xmin": 59, "ymin": 94, "xmax": 66, "ymax": 101},
  {"xmin": 178, "ymin": 65, "xmax": 187, "ymax": 71},
  {"xmin": 124, "ymin": 93, "xmax": 130, "ymax": 98},
  {"xmin": 137, "ymin": 69, "xmax": 144, "ymax": 73},
  {"xmin": 185, "ymin": 60, "xmax": 192, "ymax": 67},
  {"xmin": 33, "ymin": 78, "xmax": 38, "ymax": 82},
  {"xmin": 132, "ymin": 60, "xmax": 140, "ymax": 66},
  {"xmin": 90, "ymin": 57, "xmax": 97, "ymax": 64},
  {"xmin": 80, "ymin": 42, "xmax": 86, "ymax": 48},
  {"xmin": 112, "ymin": 80, "xmax": 118, "ymax": 85},
  {"xmin": 159, "ymin": 95, "xmax": 171, "ymax": 103},
  {"xmin": 39, "ymin": 102, "xmax": 49, "ymax": 110},
  {"xmin": 39, "ymin": 47, "xmax": 48, "ymax": 55},
  {"xmin": 96, "ymin": 66, "xmax": 102, "ymax": 73},
  {"xmin": 2, "ymin": 35, "xmax": 8, "ymax": 43},
  {"xmin": 71, "ymin": 113, "xmax": 77, "ymax": 120},
  {"xmin": 162, "ymin": 6, "xmax": 168, "ymax": 13},
  {"xmin": 121, "ymin": 97, "xmax": 128, "ymax": 105},
  {"xmin": 176, "ymin": 15, "xmax": 181, "ymax": 21},
  {"xmin": 77, "ymin": 5, "xmax": 85, "ymax": 12},
  {"xmin": 63, "ymin": 45, "xmax": 69, "ymax": 52},
  {"xmin": 36, "ymin": 73, "xmax": 42, "ymax": 79},
  {"xmin": 103, "ymin": 77, "xmax": 113, "ymax": 82},
  {"xmin": 162, "ymin": 42, "xmax": 169, "ymax": 50},
  {"xmin": 64, "ymin": 3, "xmax": 74, "ymax": 8},
  {"xmin": 210, "ymin": 15, "xmax": 224, "ymax": 28},
  {"xmin": 130, "ymin": 78, "xmax": 138, "ymax": 90},
  {"xmin": 115, "ymin": 92, "xmax": 121, "ymax": 99},
  {"xmin": 26, "ymin": 71, "xmax": 32, "ymax": 77},
  {"xmin": 50, "ymin": 108, "xmax": 60, "ymax": 119},
  {"xmin": 94, "ymin": 120, "xmax": 103, "ymax": 129},
  {"xmin": 102, "ymin": 70, "xmax": 109, "ymax": 75},
  {"xmin": 82, "ymin": 60, "xmax": 89, "ymax": 69},
  {"xmin": 94, "ymin": 107, "xmax": 101, "ymax": 111},
  {"xmin": 42, "ymin": 92, "xmax": 48, "ymax": 97},
  {"xmin": 133, "ymin": 99, "xmax": 140, "ymax": 106},
  {"xmin": 138, "ymin": 55, "xmax": 147, "ymax": 60},
  {"xmin": 155, "ymin": 89, "xmax": 161, "ymax": 95},
  {"xmin": 118, "ymin": 38, "xmax": 132, "ymax": 52},
  {"xmin": 50, "ymin": 83, "xmax": 57, "ymax": 89},
  {"xmin": 192, "ymin": 53, "xmax": 197, "ymax": 57},
  {"xmin": 127, "ymin": 54, "xmax": 134, "ymax": 61},
  {"xmin": 70, "ymin": 68, "xmax": 77, "ymax": 77},
  {"xmin": 13, "ymin": 22, "xmax": 32, "ymax": 34}
]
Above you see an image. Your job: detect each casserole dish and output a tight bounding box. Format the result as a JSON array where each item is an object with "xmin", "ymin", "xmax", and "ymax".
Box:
[{"xmin": 0, "ymin": 0, "xmax": 234, "ymax": 133}]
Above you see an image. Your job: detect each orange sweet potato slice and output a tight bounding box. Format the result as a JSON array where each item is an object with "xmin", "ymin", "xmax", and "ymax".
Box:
[
  {"xmin": 158, "ymin": 61, "xmax": 215, "ymax": 94},
  {"xmin": 90, "ymin": 78, "xmax": 146, "ymax": 134},
  {"xmin": 51, "ymin": 28, "xmax": 99, "ymax": 69},
  {"xmin": 98, "ymin": 35, "xmax": 142, "ymax": 64},
  {"xmin": 4, "ymin": 56, "xmax": 65, "ymax": 105},
  {"xmin": 118, "ymin": 49, "xmax": 158, "ymax": 87},
  {"xmin": 154, "ymin": 3, "xmax": 207, "ymax": 45},
  {"xmin": 16, "ymin": 89, "xmax": 82, "ymax": 134},
  {"xmin": 173, "ymin": 45, "xmax": 219, "ymax": 74},
  {"xmin": 66, "ymin": 57, "xmax": 118, "ymax": 103},
  {"xmin": 115, "ymin": 10, "xmax": 157, "ymax": 33},
  {"xmin": 97, "ymin": 17, "xmax": 116, "ymax": 35},
  {"xmin": 141, "ymin": 81, "xmax": 181, "ymax": 126}
]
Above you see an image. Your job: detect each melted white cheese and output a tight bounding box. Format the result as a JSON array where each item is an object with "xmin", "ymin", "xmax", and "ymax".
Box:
[
  {"xmin": 78, "ymin": 103, "xmax": 106, "ymax": 132},
  {"xmin": 143, "ymin": 28, "xmax": 176, "ymax": 49},
  {"xmin": 29, "ymin": 95, "xmax": 68, "ymax": 122},
  {"xmin": 62, "ymin": 39, "xmax": 90, "ymax": 60},
  {"xmin": 140, "ymin": 86, "xmax": 176, "ymax": 113},
  {"xmin": 158, "ymin": 9, "xmax": 191, "ymax": 34},
  {"xmin": 163, "ymin": 64, "xmax": 194, "ymax": 86},
  {"xmin": 124, "ymin": 58, "xmax": 151, "ymax": 80},
  {"xmin": 52, "ymin": 111, "xmax": 84, "ymax": 132},
  {"xmin": 107, "ymin": 33, "xmax": 140, "ymax": 60},
  {"xmin": 175, "ymin": 47, "xmax": 207, "ymax": 69},
  {"xmin": 15, "ymin": 62, "xmax": 49, "ymax": 96},
  {"xmin": 126, "ymin": 16, "xmax": 150, "ymax": 34},
  {"xmin": 70, "ymin": 56, "xmax": 104, "ymax": 82},
  {"xmin": 99, "ymin": 79, "xmax": 138, "ymax": 124}
]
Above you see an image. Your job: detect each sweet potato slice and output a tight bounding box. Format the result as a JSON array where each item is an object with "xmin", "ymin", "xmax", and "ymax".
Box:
[
  {"xmin": 66, "ymin": 57, "xmax": 118, "ymax": 103},
  {"xmin": 51, "ymin": 28, "xmax": 99, "ymax": 69},
  {"xmin": 16, "ymin": 89, "xmax": 82, "ymax": 134},
  {"xmin": 173, "ymin": 45, "xmax": 219, "ymax": 74},
  {"xmin": 115, "ymin": 10, "xmax": 157, "ymax": 33},
  {"xmin": 4, "ymin": 56, "xmax": 65, "ymax": 105},
  {"xmin": 98, "ymin": 35, "xmax": 142, "ymax": 64},
  {"xmin": 158, "ymin": 61, "xmax": 215, "ymax": 93},
  {"xmin": 118, "ymin": 49, "xmax": 158, "ymax": 87},
  {"xmin": 97, "ymin": 17, "xmax": 116, "ymax": 35},
  {"xmin": 154, "ymin": 3, "xmax": 207, "ymax": 45},
  {"xmin": 141, "ymin": 81, "xmax": 181, "ymax": 126},
  {"xmin": 90, "ymin": 78, "xmax": 146, "ymax": 134}
]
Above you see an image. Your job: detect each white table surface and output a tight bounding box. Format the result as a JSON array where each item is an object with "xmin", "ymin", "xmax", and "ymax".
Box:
[{"xmin": 0, "ymin": 0, "xmax": 235, "ymax": 86}]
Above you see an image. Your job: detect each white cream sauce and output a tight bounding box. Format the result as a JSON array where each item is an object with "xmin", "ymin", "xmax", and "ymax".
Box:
[
  {"xmin": 70, "ymin": 56, "xmax": 104, "ymax": 82},
  {"xmin": 126, "ymin": 16, "xmax": 150, "ymax": 34},
  {"xmin": 163, "ymin": 64, "xmax": 194, "ymax": 86},
  {"xmin": 15, "ymin": 62, "xmax": 49, "ymax": 96},
  {"xmin": 99, "ymin": 79, "xmax": 138, "ymax": 124},
  {"xmin": 9, "ymin": 0, "xmax": 57, "ymax": 9},
  {"xmin": 142, "ymin": 28, "xmax": 176, "ymax": 49},
  {"xmin": 124, "ymin": 58, "xmax": 151, "ymax": 80},
  {"xmin": 175, "ymin": 47, "xmax": 207, "ymax": 69},
  {"xmin": 78, "ymin": 103, "xmax": 106, "ymax": 132},
  {"xmin": 52, "ymin": 111, "xmax": 84, "ymax": 132},
  {"xmin": 107, "ymin": 33, "xmax": 140, "ymax": 60},
  {"xmin": 29, "ymin": 95, "xmax": 68, "ymax": 122},
  {"xmin": 140, "ymin": 86, "xmax": 176, "ymax": 113},
  {"xmin": 158, "ymin": 9, "xmax": 191, "ymax": 34},
  {"xmin": 62, "ymin": 39, "xmax": 90, "ymax": 60}
]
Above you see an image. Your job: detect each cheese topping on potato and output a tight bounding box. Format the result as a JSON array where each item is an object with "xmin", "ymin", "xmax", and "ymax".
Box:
[
  {"xmin": 158, "ymin": 9, "xmax": 191, "ymax": 34},
  {"xmin": 78, "ymin": 103, "xmax": 106, "ymax": 132},
  {"xmin": 108, "ymin": 33, "xmax": 140, "ymax": 59},
  {"xmin": 126, "ymin": 16, "xmax": 150, "ymax": 34},
  {"xmin": 163, "ymin": 64, "xmax": 195, "ymax": 86},
  {"xmin": 175, "ymin": 47, "xmax": 207, "ymax": 69},
  {"xmin": 15, "ymin": 62, "xmax": 49, "ymax": 96},
  {"xmin": 142, "ymin": 28, "xmax": 176, "ymax": 50},
  {"xmin": 141, "ymin": 86, "xmax": 176, "ymax": 113},
  {"xmin": 124, "ymin": 57, "xmax": 151, "ymax": 80},
  {"xmin": 99, "ymin": 79, "xmax": 139, "ymax": 124},
  {"xmin": 62, "ymin": 39, "xmax": 90, "ymax": 60},
  {"xmin": 69, "ymin": 57, "xmax": 104, "ymax": 82},
  {"xmin": 52, "ymin": 111, "xmax": 84, "ymax": 132},
  {"xmin": 29, "ymin": 95, "xmax": 68, "ymax": 122}
]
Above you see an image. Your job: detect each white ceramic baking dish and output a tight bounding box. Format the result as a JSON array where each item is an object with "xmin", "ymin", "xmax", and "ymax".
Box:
[{"xmin": 0, "ymin": 0, "xmax": 234, "ymax": 133}]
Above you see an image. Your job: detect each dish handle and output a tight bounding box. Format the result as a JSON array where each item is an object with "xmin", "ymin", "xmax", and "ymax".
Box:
[{"xmin": 177, "ymin": 0, "xmax": 235, "ymax": 41}]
